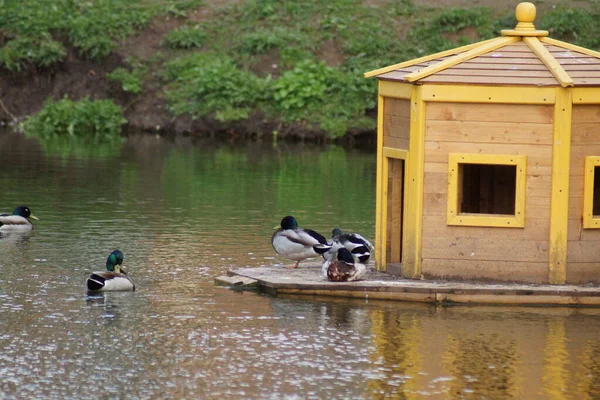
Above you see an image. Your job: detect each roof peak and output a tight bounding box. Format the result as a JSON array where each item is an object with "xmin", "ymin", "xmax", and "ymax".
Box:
[{"xmin": 501, "ymin": 2, "xmax": 548, "ymax": 37}]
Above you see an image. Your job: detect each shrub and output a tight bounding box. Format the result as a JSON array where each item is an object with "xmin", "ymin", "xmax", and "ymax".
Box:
[
  {"xmin": 106, "ymin": 66, "xmax": 146, "ymax": 94},
  {"xmin": 163, "ymin": 53, "xmax": 269, "ymax": 122},
  {"xmin": 20, "ymin": 97, "xmax": 126, "ymax": 139}
]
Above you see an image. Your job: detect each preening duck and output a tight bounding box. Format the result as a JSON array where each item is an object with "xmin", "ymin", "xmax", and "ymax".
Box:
[
  {"xmin": 272, "ymin": 216, "xmax": 330, "ymax": 268},
  {"xmin": 322, "ymin": 247, "xmax": 366, "ymax": 282},
  {"xmin": 86, "ymin": 250, "xmax": 135, "ymax": 292},
  {"xmin": 0, "ymin": 206, "xmax": 39, "ymax": 230},
  {"xmin": 323, "ymin": 228, "xmax": 374, "ymax": 263}
]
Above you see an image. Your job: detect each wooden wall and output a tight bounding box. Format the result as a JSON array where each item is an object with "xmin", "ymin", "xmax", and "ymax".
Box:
[
  {"xmin": 420, "ymin": 102, "xmax": 554, "ymax": 283},
  {"xmin": 567, "ymin": 105, "xmax": 600, "ymax": 283},
  {"xmin": 383, "ymin": 98, "xmax": 410, "ymax": 150}
]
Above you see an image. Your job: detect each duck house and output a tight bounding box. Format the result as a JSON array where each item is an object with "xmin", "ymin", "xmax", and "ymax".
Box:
[{"xmin": 365, "ymin": 2, "xmax": 600, "ymax": 284}]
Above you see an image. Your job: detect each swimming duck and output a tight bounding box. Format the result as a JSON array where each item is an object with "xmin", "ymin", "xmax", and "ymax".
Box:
[
  {"xmin": 0, "ymin": 206, "xmax": 39, "ymax": 230},
  {"xmin": 322, "ymin": 248, "xmax": 367, "ymax": 282},
  {"xmin": 86, "ymin": 250, "xmax": 135, "ymax": 292},
  {"xmin": 272, "ymin": 216, "xmax": 330, "ymax": 268},
  {"xmin": 323, "ymin": 228, "xmax": 374, "ymax": 263}
]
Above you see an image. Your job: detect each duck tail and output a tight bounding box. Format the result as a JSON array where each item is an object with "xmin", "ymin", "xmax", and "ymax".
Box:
[{"xmin": 313, "ymin": 243, "xmax": 332, "ymax": 255}]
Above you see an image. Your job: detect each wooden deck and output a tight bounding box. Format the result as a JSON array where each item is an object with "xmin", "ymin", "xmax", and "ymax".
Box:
[{"xmin": 226, "ymin": 263, "xmax": 600, "ymax": 306}]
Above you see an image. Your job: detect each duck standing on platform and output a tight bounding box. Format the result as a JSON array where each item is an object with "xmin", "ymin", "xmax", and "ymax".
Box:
[
  {"xmin": 324, "ymin": 228, "xmax": 374, "ymax": 263},
  {"xmin": 0, "ymin": 206, "xmax": 39, "ymax": 231},
  {"xmin": 86, "ymin": 250, "xmax": 135, "ymax": 292},
  {"xmin": 322, "ymin": 248, "xmax": 366, "ymax": 282},
  {"xmin": 272, "ymin": 216, "xmax": 330, "ymax": 268}
]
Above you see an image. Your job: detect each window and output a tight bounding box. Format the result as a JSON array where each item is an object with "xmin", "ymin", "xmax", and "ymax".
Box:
[
  {"xmin": 447, "ymin": 154, "xmax": 526, "ymax": 228},
  {"xmin": 583, "ymin": 156, "xmax": 600, "ymax": 228}
]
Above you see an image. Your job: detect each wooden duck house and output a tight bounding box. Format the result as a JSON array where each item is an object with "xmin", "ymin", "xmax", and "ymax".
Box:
[{"xmin": 365, "ymin": 2, "xmax": 600, "ymax": 284}]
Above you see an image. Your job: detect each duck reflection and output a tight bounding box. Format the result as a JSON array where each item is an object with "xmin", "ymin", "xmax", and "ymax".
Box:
[
  {"xmin": 0, "ymin": 230, "xmax": 32, "ymax": 248},
  {"xmin": 85, "ymin": 292, "xmax": 123, "ymax": 321}
]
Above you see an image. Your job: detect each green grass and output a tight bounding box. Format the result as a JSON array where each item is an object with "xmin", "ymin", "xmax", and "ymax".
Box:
[{"xmin": 4, "ymin": 0, "xmax": 600, "ymax": 138}]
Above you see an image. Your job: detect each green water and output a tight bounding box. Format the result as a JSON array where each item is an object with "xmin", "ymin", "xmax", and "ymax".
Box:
[{"xmin": 1, "ymin": 131, "xmax": 600, "ymax": 399}]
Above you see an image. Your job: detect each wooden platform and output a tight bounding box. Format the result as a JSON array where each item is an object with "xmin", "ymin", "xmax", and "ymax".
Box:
[{"xmin": 227, "ymin": 263, "xmax": 600, "ymax": 306}]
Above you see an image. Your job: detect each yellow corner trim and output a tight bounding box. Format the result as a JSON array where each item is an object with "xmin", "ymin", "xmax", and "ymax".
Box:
[
  {"xmin": 404, "ymin": 36, "xmax": 519, "ymax": 83},
  {"xmin": 421, "ymin": 85, "xmax": 555, "ymax": 104},
  {"xmin": 447, "ymin": 153, "xmax": 527, "ymax": 228},
  {"xmin": 583, "ymin": 156, "xmax": 600, "ymax": 229},
  {"xmin": 364, "ymin": 38, "xmax": 500, "ymax": 78},
  {"xmin": 379, "ymin": 81, "xmax": 413, "ymax": 99},
  {"xmin": 523, "ymin": 37, "xmax": 574, "ymax": 88},
  {"xmin": 375, "ymin": 95, "xmax": 385, "ymax": 270}
]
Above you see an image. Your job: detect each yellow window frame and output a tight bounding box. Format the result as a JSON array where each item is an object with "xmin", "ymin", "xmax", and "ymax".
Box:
[
  {"xmin": 583, "ymin": 156, "xmax": 600, "ymax": 228},
  {"xmin": 447, "ymin": 153, "xmax": 527, "ymax": 228}
]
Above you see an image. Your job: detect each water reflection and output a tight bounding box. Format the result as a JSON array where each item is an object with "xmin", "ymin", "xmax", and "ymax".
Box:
[{"xmin": 1, "ymin": 131, "xmax": 600, "ymax": 399}]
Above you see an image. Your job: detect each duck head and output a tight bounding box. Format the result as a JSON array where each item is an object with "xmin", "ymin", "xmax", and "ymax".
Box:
[
  {"xmin": 280, "ymin": 216, "xmax": 299, "ymax": 230},
  {"xmin": 13, "ymin": 206, "xmax": 39, "ymax": 221},
  {"xmin": 106, "ymin": 250, "xmax": 124, "ymax": 273},
  {"xmin": 331, "ymin": 228, "xmax": 343, "ymax": 237}
]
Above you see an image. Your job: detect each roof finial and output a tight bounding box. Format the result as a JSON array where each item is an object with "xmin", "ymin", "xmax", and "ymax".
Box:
[
  {"xmin": 515, "ymin": 2, "xmax": 536, "ymax": 31},
  {"xmin": 501, "ymin": 2, "xmax": 548, "ymax": 37}
]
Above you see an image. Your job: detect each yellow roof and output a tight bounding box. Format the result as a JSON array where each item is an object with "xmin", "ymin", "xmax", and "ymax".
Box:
[{"xmin": 364, "ymin": 2, "xmax": 600, "ymax": 88}]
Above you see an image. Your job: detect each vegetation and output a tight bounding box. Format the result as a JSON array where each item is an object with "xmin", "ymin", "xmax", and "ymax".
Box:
[
  {"xmin": 3, "ymin": 0, "xmax": 600, "ymax": 139},
  {"xmin": 19, "ymin": 98, "xmax": 126, "ymax": 140}
]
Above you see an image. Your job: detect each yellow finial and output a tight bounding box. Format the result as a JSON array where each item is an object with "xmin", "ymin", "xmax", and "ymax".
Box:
[
  {"xmin": 515, "ymin": 2, "xmax": 536, "ymax": 30},
  {"xmin": 501, "ymin": 2, "xmax": 548, "ymax": 37}
]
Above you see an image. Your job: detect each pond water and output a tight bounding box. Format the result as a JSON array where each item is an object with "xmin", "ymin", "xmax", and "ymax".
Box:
[{"xmin": 1, "ymin": 131, "xmax": 600, "ymax": 399}]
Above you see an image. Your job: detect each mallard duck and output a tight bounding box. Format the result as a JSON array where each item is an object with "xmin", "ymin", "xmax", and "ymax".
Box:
[
  {"xmin": 86, "ymin": 250, "xmax": 135, "ymax": 292},
  {"xmin": 272, "ymin": 216, "xmax": 330, "ymax": 268},
  {"xmin": 0, "ymin": 206, "xmax": 39, "ymax": 230},
  {"xmin": 323, "ymin": 228, "xmax": 374, "ymax": 263},
  {"xmin": 322, "ymin": 248, "xmax": 366, "ymax": 282}
]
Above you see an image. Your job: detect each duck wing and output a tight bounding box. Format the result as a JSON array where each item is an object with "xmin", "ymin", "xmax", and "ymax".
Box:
[{"xmin": 0, "ymin": 214, "xmax": 29, "ymax": 227}]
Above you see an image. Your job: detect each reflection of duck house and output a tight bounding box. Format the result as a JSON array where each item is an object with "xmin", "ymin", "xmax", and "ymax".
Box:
[{"xmin": 365, "ymin": 2, "xmax": 600, "ymax": 284}]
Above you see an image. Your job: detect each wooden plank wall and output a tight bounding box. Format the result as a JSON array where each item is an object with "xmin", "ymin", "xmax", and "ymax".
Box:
[
  {"xmin": 567, "ymin": 105, "xmax": 600, "ymax": 283},
  {"xmin": 421, "ymin": 102, "xmax": 554, "ymax": 283},
  {"xmin": 383, "ymin": 98, "xmax": 410, "ymax": 150}
]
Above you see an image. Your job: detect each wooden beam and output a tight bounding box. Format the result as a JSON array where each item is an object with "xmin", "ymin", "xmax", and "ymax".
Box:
[
  {"xmin": 402, "ymin": 86, "xmax": 426, "ymax": 279},
  {"xmin": 375, "ymin": 93, "xmax": 385, "ymax": 270},
  {"xmin": 524, "ymin": 37, "xmax": 574, "ymax": 88},
  {"xmin": 540, "ymin": 37, "xmax": 600, "ymax": 59},
  {"xmin": 404, "ymin": 36, "xmax": 519, "ymax": 82},
  {"xmin": 548, "ymin": 88, "xmax": 572, "ymax": 284}
]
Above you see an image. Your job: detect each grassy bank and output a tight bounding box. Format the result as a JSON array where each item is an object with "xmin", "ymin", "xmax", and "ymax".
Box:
[{"xmin": 2, "ymin": 0, "xmax": 600, "ymax": 140}]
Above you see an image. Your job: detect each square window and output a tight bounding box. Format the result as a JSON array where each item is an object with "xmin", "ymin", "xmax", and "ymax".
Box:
[
  {"xmin": 582, "ymin": 157, "xmax": 600, "ymax": 228},
  {"xmin": 448, "ymin": 154, "xmax": 526, "ymax": 228}
]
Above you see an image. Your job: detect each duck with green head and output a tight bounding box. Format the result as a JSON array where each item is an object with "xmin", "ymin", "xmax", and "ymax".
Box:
[
  {"xmin": 0, "ymin": 206, "xmax": 39, "ymax": 231},
  {"xmin": 86, "ymin": 250, "xmax": 135, "ymax": 292},
  {"xmin": 272, "ymin": 216, "xmax": 330, "ymax": 268}
]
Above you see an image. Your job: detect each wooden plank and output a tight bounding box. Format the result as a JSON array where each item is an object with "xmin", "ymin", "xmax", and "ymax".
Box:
[
  {"xmin": 481, "ymin": 50, "xmax": 540, "ymax": 58},
  {"xmin": 421, "ymin": 259, "xmax": 548, "ymax": 283},
  {"xmin": 573, "ymin": 78, "xmax": 600, "ymax": 86},
  {"xmin": 421, "ymin": 236, "xmax": 549, "ymax": 262},
  {"xmin": 567, "ymin": 241, "xmax": 600, "ymax": 263},
  {"xmin": 383, "ymin": 115, "xmax": 410, "ymax": 138},
  {"xmin": 421, "ymin": 85, "xmax": 555, "ymax": 105},
  {"xmin": 471, "ymin": 56, "xmax": 546, "ymax": 65},
  {"xmin": 426, "ymin": 102, "xmax": 553, "ymax": 124},
  {"xmin": 422, "ymin": 214, "xmax": 550, "ymax": 240},
  {"xmin": 570, "ymin": 145, "xmax": 600, "ymax": 171},
  {"xmin": 420, "ymin": 75, "xmax": 560, "ymax": 86},
  {"xmin": 573, "ymin": 88, "xmax": 600, "ymax": 104},
  {"xmin": 426, "ymin": 120, "xmax": 553, "ymax": 145},
  {"xmin": 383, "ymin": 136, "xmax": 409, "ymax": 150},
  {"xmin": 570, "ymin": 123, "xmax": 600, "ymax": 145},
  {"xmin": 423, "ymin": 141, "xmax": 553, "ymax": 166},
  {"xmin": 566, "ymin": 263, "xmax": 600, "ymax": 284},
  {"xmin": 438, "ymin": 68, "xmax": 555, "ymax": 78},
  {"xmin": 389, "ymin": 159, "xmax": 403, "ymax": 264},
  {"xmin": 572, "ymin": 105, "xmax": 600, "ymax": 123},
  {"xmin": 378, "ymin": 81, "xmax": 412, "ymax": 99},
  {"xmin": 457, "ymin": 62, "xmax": 550, "ymax": 71},
  {"xmin": 424, "ymin": 162, "xmax": 448, "ymax": 173},
  {"xmin": 383, "ymin": 98, "xmax": 411, "ymax": 118}
]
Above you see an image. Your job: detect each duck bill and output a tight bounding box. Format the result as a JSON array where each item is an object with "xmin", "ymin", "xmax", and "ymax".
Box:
[{"xmin": 30, "ymin": 214, "xmax": 39, "ymax": 221}]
